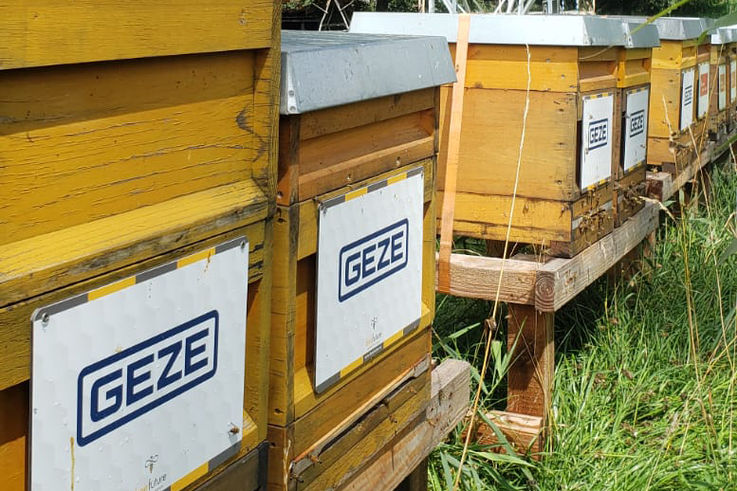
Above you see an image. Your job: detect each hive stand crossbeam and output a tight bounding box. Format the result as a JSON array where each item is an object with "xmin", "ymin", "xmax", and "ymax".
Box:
[{"xmin": 440, "ymin": 202, "xmax": 659, "ymax": 453}]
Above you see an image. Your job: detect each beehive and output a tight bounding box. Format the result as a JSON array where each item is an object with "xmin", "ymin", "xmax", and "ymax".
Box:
[
  {"xmin": 709, "ymin": 27, "xmax": 737, "ymax": 140},
  {"xmin": 0, "ymin": 2, "xmax": 279, "ymax": 489},
  {"xmin": 641, "ymin": 17, "xmax": 704, "ymax": 173},
  {"xmin": 352, "ymin": 13, "xmax": 641, "ymax": 257},
  {"xmin": 612, "ymin": 21, "xmax": 660, "ymax": 226},
  {"xmin": 725, "ymin": 28, "xmax": 737, "ymax": 132},
  {"xmin": 269, "ymin": 31, "xmax": 454, "ymax": 490}
]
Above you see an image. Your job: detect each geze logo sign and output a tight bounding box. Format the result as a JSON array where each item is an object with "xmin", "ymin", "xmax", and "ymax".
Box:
[
  {"xmin": 77, "ymin": 311, "xmax": 218, "ymax": 446},
  {"xmin": 339, "ymin": 219, "xmax": 408, "ymax": 302},
  {"xmin": 629, "ymin": 110, "xmax": 645, "ymax": 138},
  {"xmin": 588, "ymin": 118, "xmax": 609, "ymax": 150},
  {"xmin": 681, "ymin": 68, "xmax": 695, "ymax": 131},
  {"xmin": 315, "ymin": 170, "xmax": 423, "ymax": 392}
]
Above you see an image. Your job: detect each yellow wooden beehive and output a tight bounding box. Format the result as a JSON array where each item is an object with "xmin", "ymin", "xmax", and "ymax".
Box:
[
  {"xmin": 645, "ymin": 17, "xmax": 705, "ymax": 173},
  {"xmin": 708, "ymin": 27, "xmax": 737, "ymax": 141},
  {"xmin": 612, "ymin": 21, "xmax": 659, "ymax": 226},
  {"xmin": 0, "ymin": 2, "xmax": 279, "ymax": 489},
  {"xmin": 727, "ymin": 35, "xmax": 737, "ymax": 132},
  {"xmin": 268, "ymin": 31, "xmax": 454, "ymax": 490},
  {"xmin": 352, "ymin": 13, "xmax": 642, "ymax": 257}
]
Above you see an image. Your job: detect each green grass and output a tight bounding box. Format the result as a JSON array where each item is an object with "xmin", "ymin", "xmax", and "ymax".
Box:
[{"xmin": 430, "ymin": 161, "xmax": 737, "ymax": 490}]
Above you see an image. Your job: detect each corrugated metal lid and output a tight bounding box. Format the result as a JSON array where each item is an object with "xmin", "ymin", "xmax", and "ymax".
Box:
[
  {"xmin": 350, "ymin": 13, "xmax": 639, "ymax": 46},
  {"xmin": 280, "ymin": 30, "xmax": 455, "ymax": 115}
]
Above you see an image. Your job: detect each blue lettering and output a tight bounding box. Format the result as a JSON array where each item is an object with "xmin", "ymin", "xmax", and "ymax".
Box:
[
  {"xmin": 90, "ymin": 369, "xmax": 123, "ymax": 422},
  {"xmin": 185, "ymin": 329, "xmax": 209, "ymax": 375},
  {"xmin": 362, "ymin": 244, "xmax": 376, "ymax": 277},
  {"xmin": 391, "ymin": 231, "xmax": 404, "ymax": 263},
  {"xmin": 157, "ymin": 342, "xmax": 182, "ymax": 391},
  {"xmin": 126, "ymin": 354, "xmax": 154, "ymax": 406},
  {"xmin": 377, "ymin": 237, "xmax": 391, "ymax": 270},
  {"xmin": 345, "ymin": 252, "xmax": 361, "ymax": 286}
]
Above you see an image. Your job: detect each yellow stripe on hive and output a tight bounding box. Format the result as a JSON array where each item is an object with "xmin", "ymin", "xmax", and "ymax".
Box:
[
  {"xmin": 386, "ymin": 173, "xmax": 407, "ymax": 186},
  {"xmin": 177, "ymin": 248, "xmax": 215, "ymax": 268},
  {"xmin": 171, "ymin": 462, "xmax": 209, "ymax": 491},
  {"xmin": 383, "ymin": 330, "xmax": 404, "ymax": 349},
  {"xmin": 340, "ymin": 357, "xmax": 364, "ymax": 378},
  {"xmin": 88, "ymin": 277, "xmax": 136, "ymax": 301},
  {"xmin": 345, "ymin": 187, "xmax": 368, "ymax": 202}
]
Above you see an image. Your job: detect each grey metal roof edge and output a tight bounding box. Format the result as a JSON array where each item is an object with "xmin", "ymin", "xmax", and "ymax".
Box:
[
  {"xmin": 350, "ymin": 13, "xmax": 634, "ymax": 46},
  {"xmin": 711, "ymin": 26, "xmax": 737, "ymax": 45},
  {"xmin": 621, "ymin": 21, "xmax": 660, "ymax": 48},
  {"xmin": 279, "ymin": 30, "xmax": 455, "ymax": 114},
  {"xmin": 605, "ymin": 15, "xmax": 707, "ymax": 41}
]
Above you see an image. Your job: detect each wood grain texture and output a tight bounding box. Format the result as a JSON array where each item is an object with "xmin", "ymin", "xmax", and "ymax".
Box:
[
  {"xmin": 0, "ymin": 0, "xmax": 274, "ymax": 69},
  {"xmin": 506, "ymin": 304, "xmax": 554, "ymax": 420},
  {"xmin": 0, "ymin": 383, "xmax": 27, "ymax": 491},
  {"xmin": 267, "ymin": 363, "xmax": 432, "ymax": 491},
  {"xmin": 474, "ymin": 410, "xmax": 544, "ymax": 457},
  {"xmin": 536, "ymin": 203, "xmax": 659, "ymax": 312},
  {"xmin": 0, "ymin": 218, "xmax": 265, "ymax": 388},
  {"xmin": 0, "ymin": 180, "xmax": 268, "ymax": 309},
  {"xmin": 439, "ymin": 88, "xmax": 579, "ymax": 201},
  {"xmin": 342, "ymin": 359, "xmax": 471, "ymax": 491},
  {"xmin": 0, "ymin": 52, "xmax": 260, "ymax": 243},
  {"xmin": 648, "ymin": 68, "xmax": 683, "ymax": 139},
  {"xmin": 617, "ymin": 48, "xmax": 652, "ymax": 88},
  {"xmin": 438, "ymin": 252, "xmax": 538, "ymax": 305}
]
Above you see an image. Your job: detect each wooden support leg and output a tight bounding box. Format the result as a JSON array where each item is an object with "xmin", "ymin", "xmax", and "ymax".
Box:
[
  {"xmin": 506, "ymin": 304, "xmax": 554, "ymax": 420},
  {"xmin": 394, "ymin": 457, "xmax": 428, "ymax": 491}
]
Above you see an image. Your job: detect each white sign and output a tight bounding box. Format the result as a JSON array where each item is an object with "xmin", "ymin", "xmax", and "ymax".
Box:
[
  {"xmin": 579, "ymin": 92, "xmax": 613, "ymax": 190},
  {"xmin": 719, "ymin": 63, "xmax": 728, "ymax": 111},
  {"xmin": 681, "ymin": 68, "xmax": 696, "ymax": 130},
  {"xmin": 31, "ymin": 238, "xmax": 249, "ymax": 491},
  {"xmin": 697, "ymin": 62, "xmax": 709, "ymax": 119},
  {"xmin": 315, "ymin": 168, "xmax": 424, "ymax": 393},
  {"xmin": 731, "ymin": 60, "xmax": 736, "ymax": 102},
  {"xmin": 623, "ymin": 87, "xmax": 649, "ymax": 172}
]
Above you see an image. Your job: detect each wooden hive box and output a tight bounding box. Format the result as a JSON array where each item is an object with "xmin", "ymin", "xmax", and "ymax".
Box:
[
  {"xmin": 352, "ymin": 13, "xmax": 638, "ymax": 258},
  {"xmin": 269, "ymin": 31, "xmax": 454, "ymax": 490},
  {"xmin": 612, "ymin": 21, "xmax": 660, "ymax": 226},
  {"xmin": 0, "ymin": 2, "xmax": 280, "ymax": 490},
  {"xmin": 710, "ymin": 27, "xmax": 737, "ymax": 136},
  {"xmin": 643, "ymin": 17, "xmax": 704, "ymax": 174}
]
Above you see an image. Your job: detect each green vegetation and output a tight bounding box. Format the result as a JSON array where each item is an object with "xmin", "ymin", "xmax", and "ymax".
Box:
[{"xmin": 430, "ymin": 161, "xmax": 737, "ymax": 489}]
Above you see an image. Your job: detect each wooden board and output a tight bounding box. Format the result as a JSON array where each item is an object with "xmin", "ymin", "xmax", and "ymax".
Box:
[
  {"xmin": 474, "ymin": 410, "xmax": 544, "ymax": 457},
  {"xmin": 439, "ymin": 87, "xmax": 580, "ymax": 201},
  {"xmin": 278, "ymin": 89, "xmax": 437, "ymax": 205},
  {"xmin": 342, "ymin": 359, "xmax": 471, "ymax": 490},
  {"xmin": 614, "ymin": 165, "xmax": 647, "ymax": 227},
  {"xmin": 0, "ymin": 0, "xmax": 274, "ymax": 69},
  {"xmin": 440, "ymin": 203, "xmax": 659, "ymax": 311},
  {"xmin": 267, "ymin": 364, "xmax": 433, "ymax": 490}
]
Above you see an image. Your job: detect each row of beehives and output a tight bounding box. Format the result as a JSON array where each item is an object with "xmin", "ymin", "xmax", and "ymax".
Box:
[
  {"xmin": 351, "ymin": 14, "xmax": 737, "ymax": 257},
  {"xmin": 0, "ymin": 8, "xmax": 733, "ymax": 491}
]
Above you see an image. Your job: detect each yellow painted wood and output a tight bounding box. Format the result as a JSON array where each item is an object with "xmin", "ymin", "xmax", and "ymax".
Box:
[
  {"xmin": 0, "ymin": 0, "xmax": 274, "ymax": 69},
  {"xmin": 0, "ymin": 180, "xmax": 267, "ymax": 309},
  {"xmin": 459, "ymin": 44, "xmax": 580, "ymax": 92},
  {"xmin": 616, "ymin": 48, "xmax": 652, "ymax": 88},
  {"xmin": 1, "ymin": 52, "xmax": 259, "ymax": 244},
  {"xmin": 437, "ymin": 191, "xmax": 573, "ymax": 244},
  {"xmin": 439, "ymin": 87, "xmax": 578, "ymax": 201},
  {"xmin": 0, "ymin": 383, "xmax": 26, "ymax": 491},
  {"xmin": 648, "ymin": 68, "xmax": 683, "ymax": 139},
  {"xmin": 652, "ymin": 40, "xmax": 697, "ymax": 70},
  {"xmin": 0, "ymin": 220, "xmax": 266, "ymax": 391}
]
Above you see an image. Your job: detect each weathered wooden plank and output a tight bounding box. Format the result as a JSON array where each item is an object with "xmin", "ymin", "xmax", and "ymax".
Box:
[
  {"xmin": 341, "ymin": 359, "xmax": 471, "ymax": 491},
  {"xmin": 0, "ymin": 0, "xmax": 274, "ymax": 69},
  {"xmin": 474, "ymin": 410, "xmax": 544, "ymax": 457},
  {"xmin": 0, "ymin": 383, "xmax": 26, "ymax": 491},
  {"xmin": 437, "ymin": 253, "xmax": 538, "ymax": 305},
  {"xmin": 506, "ymin": 305, "xmax": 554, "ymax": 420},
  {"xmin": 0, "ymin": 180, "xmax": 268, "ymax": 308},
  {"xmin": 535, "ymin": 203, "xmax": 659, "ymax": 312}
]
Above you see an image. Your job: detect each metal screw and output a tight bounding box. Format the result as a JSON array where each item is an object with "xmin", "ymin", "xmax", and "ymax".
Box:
[
  {"xmin": 41, "ymin": 313, "xmax": 50, "ymax": 326},
  {"xmin": 240, "ymin": 240, "xmax": 246, "ymax": 250}
]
